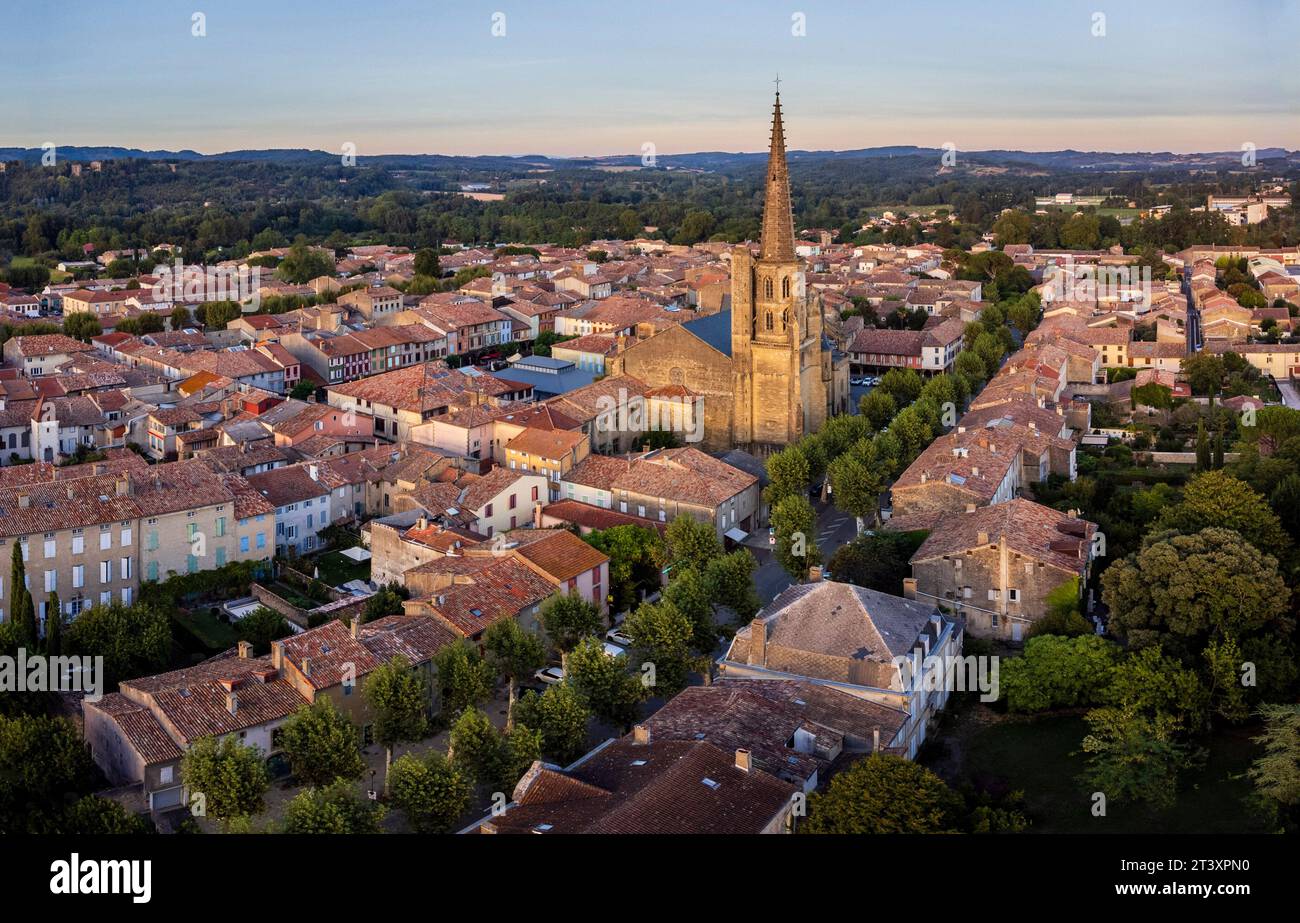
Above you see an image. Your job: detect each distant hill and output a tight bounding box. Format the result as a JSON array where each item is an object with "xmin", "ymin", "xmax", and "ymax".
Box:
[{"xmin": 1, "ymin": 145, "xmax": 1294, "ymax": 174}]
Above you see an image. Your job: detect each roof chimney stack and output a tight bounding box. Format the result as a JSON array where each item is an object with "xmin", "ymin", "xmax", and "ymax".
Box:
[
  {"xmin": 632, "ymin": 724, "xmax": 650, "ymax": 745},
  {"xmin": 735, "ymin": 748, "xmax": 752, "ymax": 773},
  {"xmin": 237, "ymin": 641, "xmax": 252, "ymax": 659}
]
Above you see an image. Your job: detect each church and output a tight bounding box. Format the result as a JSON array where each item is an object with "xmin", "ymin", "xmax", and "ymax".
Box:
[{"xmin": 609, "ymin": 91, "xmax": 850, "ymax": 455}]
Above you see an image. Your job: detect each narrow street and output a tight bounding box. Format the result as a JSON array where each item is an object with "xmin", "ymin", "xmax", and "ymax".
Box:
[{"xmin": 747, "ymin": 498, "xmax": 861, "ymax": 605}]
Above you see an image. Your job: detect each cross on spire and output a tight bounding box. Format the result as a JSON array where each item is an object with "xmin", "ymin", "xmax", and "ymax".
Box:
[{"xmin": 773, "ymin": 73, "xmax": 781, "ymax": 95}]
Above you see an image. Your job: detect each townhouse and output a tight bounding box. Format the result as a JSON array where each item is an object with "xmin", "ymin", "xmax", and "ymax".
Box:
[
  {"xmin": 559, "ymin": 447, "xmax": 760, "ymax": 540},
  {"xmin": 897, "ymin": 498, "xmax": 1095, "ymax": 641},
  {"xmin": 717, "ymin": 576, "xmax": 962, "ymax": 760},
  {"xmin": 84, "ymin": 614, "xmax": 457, "ymax": 812},
  {"xmin": 3, "ymin": 333, "xmax": 96, "ymax": 377}
]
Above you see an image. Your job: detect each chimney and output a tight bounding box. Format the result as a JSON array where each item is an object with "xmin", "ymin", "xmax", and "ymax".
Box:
[
  {"xmin": 309, "ymin": 464, "xmax": 319, "ymax": 481},
  {"xmin": 807, "ymin": 565, "xmax": 823, "ymax": 583},
  {"xmin": 93, "ymin": 462, "xmax": 107, "ymax": 476},
  {"xmin": 977, "ymin": 530, "xmax": 989, "ymax": 545},
  {"xmin": 872, "ymin": 728, "xmax": 881, "ymax": 753},
  {"xmin": 301, "ymin": 657, "xmax": 311, "ymax": 677},
  {"xmin": 116, "ymin": 474, "xmax": 131, "ymax": 496},
  {"xmin": 1067, "ymin": 508, "xmax": 1079, "ymax": 519},
  {"xmin": 965, "ymin": 503, "xmax": 976, "ymax": 513},
  {"xmin": 735, "ymin": 748, "xmax": 752, "ymax": 773},
  {"xmin": 66, "ymin": 486, "xmax": 74, "ymax": 500},
  {"xmin": 971, "ymin": 466, "xmax": 980, "ymax": 477},
  {"xmin": 350, "ymin": 617, "xmax": 360, "ymax": 639},
  {"xmin": 416, "ymin": 515, "xmax": 428, "ymax": 531},
  {"xmin": 225, "ymin": 690, "xmax": 238, "ymax": 715},
  {"xmin": 237, "ymin": 640, "xmax": 253, "ymax": 659},
  {"xmin": 632, "ymin": 724, "xmax": 650, "ymax": 745},
  {"xmin": 902, "ymin": 577, "xmax": 917, "ymax": 600},
  {"xmin": 17, "ymin": 492, "xmax": 29, "ymax": 509},
  {"xmin": 747, "ymin": 618, "xmax": 767, "ymax": 666},
  {"xmin": 920, "ymin": 472, "xmax": 927, "ymax": 483}
]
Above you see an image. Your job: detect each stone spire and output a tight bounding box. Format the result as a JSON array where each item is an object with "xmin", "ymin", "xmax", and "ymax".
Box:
[{"xmin": 759, "ymin": 89, "xmax": 796, "ymax": 262}]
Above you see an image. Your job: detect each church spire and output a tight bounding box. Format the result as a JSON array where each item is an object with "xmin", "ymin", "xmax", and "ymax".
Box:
[{"xmin": 759, "ymin": 87, "xmax": 796, "ymax": 262}]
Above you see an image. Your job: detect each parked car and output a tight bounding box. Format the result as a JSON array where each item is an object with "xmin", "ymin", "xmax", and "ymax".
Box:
[
  {"xmin": 603, "ymin": 641, "xmax": 627, "ymax": 659},
  {"xmin": 606, "ymin": 627, "xmax": 634, "ymax": 647},
  {"xmin": 533, "ymin": 665, "xmax": 565, "ymax": 685}
]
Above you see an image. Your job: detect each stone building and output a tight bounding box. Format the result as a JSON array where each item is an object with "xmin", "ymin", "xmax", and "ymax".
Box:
[{"xmin": 609, "ymin": 92, "xmax": 847, "ymax": 454}]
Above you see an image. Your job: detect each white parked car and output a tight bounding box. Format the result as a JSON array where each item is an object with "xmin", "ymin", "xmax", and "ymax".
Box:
[
  {"xmin": 533, "ymin": 665, "xmax": 565, "ymax": 685},
  {"xmin": 606, "ymin": 627, "xmax": 634, "ymax": 648}
]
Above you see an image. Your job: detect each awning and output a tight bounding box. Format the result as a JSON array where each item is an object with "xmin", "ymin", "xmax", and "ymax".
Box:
[
  {"xmin": 724, "ymin": 528, "xmax": 749, "ymax": 543},
  {"xmin": 340, "ymin": 546, "xmax": 372, "ymax": 562}
]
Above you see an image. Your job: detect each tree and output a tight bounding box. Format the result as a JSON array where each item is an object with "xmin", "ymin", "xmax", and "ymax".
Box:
[
  {"xmin": 566, "ymin": 636, "xmax": 644, "ymax": 731},
  {"xmin": 234, "ymin": 606, "xmax": 292, "ymax": 655},
  {"xmin": 877, "ymin": 367, "xmax": 923, "ymax": 406},
  {"xmin": 277, "ymin": 699, "xmax": 366, "ymax": 787},
  {"xmin": 663, "ymin": 514, "xmax": 723, "ymax": 573},
  {"xmin": 1183, "ymin": 352, "xmax": 1225, "ymax": 396},
  {"xmin": 198, "ymin": 300, "xmax": 242, "ymax": 329},
  {"xmin": 283, "ymin": 780, "xmax": 384, "ymax": 834},
  {"xmin": 431, "ymin": 641, "xmax": 494, "ymax": 718},
  {"xmin": 448, "ymin": 707, "xmax": 503, "ymax": 780},
  {"xmin": 1271, "ymin": 474, "xmax": 1300, "ymax": 538},
  {"xmin": 1195, "ymin": 420, "xmax": 1210, "ymax": 471},
  {"xmin": 180, "ymin": 735, "xmax": 270, "ymax": 825},
  {"xmin": 1000, "ymin": 634, "xmax": 1121, "ymax": 713},
  {"xmin": 1026, "ymin": 577, "xmax": 1092, "ymax": 638},
  {"xmin": 702, "ymin": 549, "xmax": 761, "ymax": 621},
  {"xmin": 771, "ymin": 493, "xmax": 820, "ymax": 580},
  {"xmin": 387, "ymin": 751, "xmax": 473, "ymax": 834},
  {"xmin": 10, "ymin": 540, "xmax": 35, "ymax": 648},
  {"xmin": 1131, "ymin": 381, "xmax": 1172, "ymax": 414},
  {"xmin": 44, "ymin": 591, "xmax": 63, "ymax": 656},
  {"xmin": 276, "ymin": 240, "xmax": 334, "ymax": 283},
  {"xmin": 169, "ymin": 305, "xmax": 193, "ymax": 331},
  {"xmin": 662, "ymin": 566, "xmax": 718, "ymax": 653},
  {"xmin": 362, "ymin": 655, "xmax": 431, "ymax": 793},
  {"xmin": 62, "ymin": 313, "xmax": 102, "ymax": 342},
  {"xmin": 0, "ymin": 714, "xmax": 99, "ymax": 832},
  {"xmin": 59, "ymin": 796, "xmax": 155, "ymax": 835},
  {"xmin": 413, "ymin": 248, "xmax": 441, "ymax": 278},
  {"xmin": 362, "ymin": 583, "xmax": 408, "ymax": 622},
  {"xmin": 582, "ymin": 524, "xmax": 663, "ymax": 614},
  {"xmin": 63, "ymin": 602, "xmax": 170, "ymax": 690},
  {"xmin": 538, "ymin": 592, "xmax": 603, "ymax": 670},
  {"xmin": 1101, "ymin": 528, "xmax": 1293, "ymax": 695},
  {"xmin": 484, "ymin": 618, "xmax": 545, "ymax": 729},
  {"xmin": 802, "ymin": 754, "xmax": 963, "ymax": 834},
  {"xmin": 1250, "ymin": 703, "xmax": 1300, "ymax": 826},
  {"xmin": 955, "ymin": 349, "xmax": 988, "ymax": 385},
  {"xmin": 827, "ymin": 529, "xmax": 928, "ymax": 596},
  {"xmin": 1153, "ymin": 470, "xmax": 1290, "ymax": 556},
  {"xmin": 1079, "ymin": 709, "xmax": 1192, "ymax": 810},
  {"xmin": 515, "ymin": 682, "xmax": 591, "ymax": 764},
  {"xmin": 290, "ymin": 381, "xmax": 316, "ymax": 401},
  {"xmin": 623, "ymin": 599, "xmax": 695, "ymax": 698},
  {"xmin": 764, "ymin": 445, "xmax": 812, "ymax": 505},
  {"xmin": 827, "ymin": 448, "xmax": 885, "ymax": 531},
  {"xmin": 858, "ymin": 388, "xmax": 895, "ymax": 430}
]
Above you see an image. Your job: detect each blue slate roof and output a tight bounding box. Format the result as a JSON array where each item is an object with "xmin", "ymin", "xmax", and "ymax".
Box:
[{"xmin": 682, "ymin": 309, "xmax": 733, "ymax": 357}]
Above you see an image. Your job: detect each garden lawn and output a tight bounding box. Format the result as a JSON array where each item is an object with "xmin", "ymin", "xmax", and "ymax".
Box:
[
  {"xmin": 960, "ymin": 714, "xmax": 1266, "ymax": 833},
  {"xmin": 312, "ymin": 550, "xmax": 371, "ymax": 587}
]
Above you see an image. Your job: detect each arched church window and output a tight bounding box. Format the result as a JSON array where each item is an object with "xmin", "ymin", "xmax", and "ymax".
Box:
[
  {"xmin": 782, "ymin": 308, "xmax": 790, "ymax": 329},
  {"xmin": 765, "ymin": 310, "xmax": 773, "ymax": 331},
  {"xmin": 782, "ymin": 276, "xmax": 790, "ymax": 298},
  {"xmin": 764, "ymin": 277, "xmax": 773, "ymax": 299}
]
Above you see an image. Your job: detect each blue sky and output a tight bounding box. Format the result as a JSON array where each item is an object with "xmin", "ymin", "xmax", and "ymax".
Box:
[{"xmin": 3, "ymin": 0, "xmax": 1297, "ymax": 156}]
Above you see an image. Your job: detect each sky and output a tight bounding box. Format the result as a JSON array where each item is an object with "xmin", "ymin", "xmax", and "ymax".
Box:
[{"xmin": 3, "ymin": 0, "xmax": 1298, "ymax": 157}]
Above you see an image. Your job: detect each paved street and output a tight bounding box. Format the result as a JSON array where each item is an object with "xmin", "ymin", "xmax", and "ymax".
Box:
[
  {"xmin": 1277, "ymin": 378, "xmax": 1300, "ymax": 410},
  {"xmin": 748, "ymin": 498, "xmax": 861, "ymax": 605}
]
